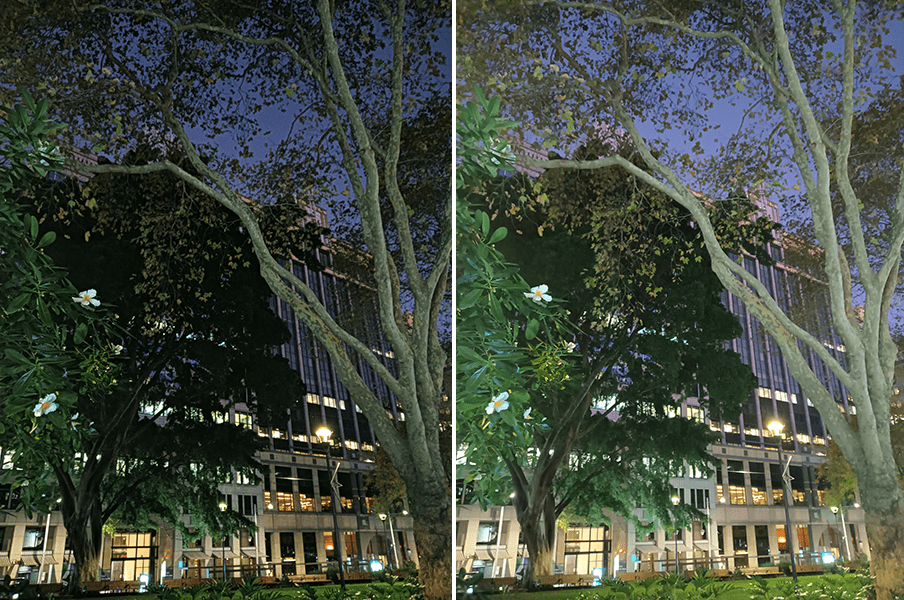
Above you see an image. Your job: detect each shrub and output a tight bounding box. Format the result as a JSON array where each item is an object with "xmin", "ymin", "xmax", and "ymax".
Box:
[{"xmin": 778, "ymin": 560, "xmax": 792, "ymax": 576}]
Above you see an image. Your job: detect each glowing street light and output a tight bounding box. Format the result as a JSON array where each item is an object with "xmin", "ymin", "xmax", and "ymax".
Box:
[
  {"xmin": 671, "ymin": 495, "xmax": 680, "ymax": 574},
  {"xmin": 218, "ymin": 501, "xmax": 227, "ymax": 581},
  {"xmin": 316, "ymin": 427, "xmax": 345, "ymax": 591},
  {"xmin": 767, "ymin": 421, "xmax": 798, "ymax": 583}
]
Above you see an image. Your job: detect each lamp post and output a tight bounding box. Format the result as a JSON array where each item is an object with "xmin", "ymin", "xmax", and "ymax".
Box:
[
  {"xmin": 218, "ymin": 501, "xmax": 228, "ymax": 581},
  {"xmin": 316, "ymin": 427, "xmax": 346, "ymax": 591},
  {"xmin": 768, "ymin": 421, "xmax": 798, "ymax": 583},
  {"xmin": 830, "ymin": 506, "xmax": 851, "ymax": 562},
  {"xmin": 671, "ymin": 495, "xmax": 680, "ymax": 574},
  {"xmin": 252, "ymin": 500, "xmax": 261, "ymax": 578},
  {"xmin": 378, "ymin": 510, "xmax": 408, "ymax": 572}
]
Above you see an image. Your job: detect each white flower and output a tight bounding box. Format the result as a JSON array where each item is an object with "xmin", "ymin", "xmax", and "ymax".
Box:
[
  {"xmin": 34, "ymin": 393, "xmax": 59, "ymax": 417},
  {"xmin": 565, "ymin": 342, "xmax": 576, "ymax": 352},
  {"xmin": 72, "ymin": 289, "xmax": 100, "ymax": 307},
  {"xmin": 525, "ymin": 284, "xmax": 551, "ymax": 303},
  {"xmin": 524, "ymin": 407, "xmax": 533, "ymax": 420},
  {"xmin": 111, "ymin": 344, "xmax": 123, "ymax": 355},
  {"xmin": 486, "ymin": 391, "xmax": 510, "ymax": 415}
]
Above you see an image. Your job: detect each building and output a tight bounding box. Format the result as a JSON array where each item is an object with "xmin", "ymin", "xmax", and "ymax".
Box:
[
  {"xmin": 0, "ymin": 202, "xmax": 416, "ymax": 585},
  {"xmin": 456, "ymin": 162, "xmax": 870, "ymax": 579}
]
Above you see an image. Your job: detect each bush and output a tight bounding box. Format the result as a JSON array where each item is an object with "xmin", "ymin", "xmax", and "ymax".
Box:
[
  {"xmin": 326, "ymin": 565, "xmax": 340, "ymax": 585},
  {"xmin": 778, "ymin": 560, "xmax": 792, "ymax": 576}
]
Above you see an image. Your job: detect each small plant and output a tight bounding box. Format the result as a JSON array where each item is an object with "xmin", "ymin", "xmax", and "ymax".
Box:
[
  {"xmin": 206, "ymin": 578, "xmax": 234, "ymax": 599},
  {"xmin": 689, "ymin": 568, "xmax": 715, "ymax": 585},
  {"xmin": 325, "ymin": 564, "xmax": 342, "ymax": 584},
  {"xmin": 749, "ymin": 575, "xmax": 770, "ymax": 600},
  {"xmin": 0, "ymin": 576, "xmax": 28, "ymax": 600},
  {"xmin": 401, "ymin": 559, "xmax": 418, "ymax": 577},
  {"xmin": 295, "ymin": 583, "xmax": 316, "ymax": 600},
  {"xmin": 659, "ymin": 571, "xmax": 685, "ymax": 589},
  {"xmin": 456, "ymin": 568, "xmax": 489, "ymax": 600},
  {"xmin": 778, "ymin": 560, "xmax": 792, "ymax": 576},
  {"xmin": 236, "ymin": 577, "xmax": 264, "ymax": 598}
]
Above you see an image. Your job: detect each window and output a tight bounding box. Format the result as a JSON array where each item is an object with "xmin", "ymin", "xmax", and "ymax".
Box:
[
  {"xmin": 110, "ymin": 531, "xmax": 155, "ymax": 582},
  {"xmin": 564, "ymin": 526, "xmax": 610, "ymax": 576},
  {"xmin": 236, "ymin": 495, "xmax": 258, "ymax": 516},
  {"xmin": 727, "ymin": 460, "xmax": 746, "ymax": 505},
  {"xmin": 475, "ymin": 522, "xmax": 498, "ymax": 545},
  {"xmin": 236, "ymin": 412, "xmax": 252, "ymax": 429},
  {"xmin": 770, "ymin": 463, "xmax": 785, "ymax": 504},
  {"xmin": 22, "ymin": 527, "xmax": 44, "ymax": 550},
  {"xmin": 749, "ymin": 463, "xmax": 768, "ymax": 505},
  {"xmin": 275, "ymin": 467, "xmax": 295, "ymax": 512},
  {"xmin": 297, "ymin": 469, "xmax": 315, "ymax": 512},
  {"xmin": 776, "ymin": 525, "xmax": 788, "ymax": 551}
]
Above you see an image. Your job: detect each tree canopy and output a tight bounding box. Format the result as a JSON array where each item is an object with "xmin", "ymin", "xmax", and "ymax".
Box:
[
  {"xmin": 2, "ymin": 1, "xmax": 452, "ymax": 594},
  {"xmin": 12, "ymin": 145, "xmax": 307, "ymax": 591},
  {"xmin": 459, "ymin": 2, "xmax": 904, "ymax": 597},
  {"xmin": 457, "ymin": 101, "xmax": 773, "ymax": 583}
]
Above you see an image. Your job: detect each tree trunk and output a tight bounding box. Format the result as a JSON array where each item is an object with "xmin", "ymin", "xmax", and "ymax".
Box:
[
  {"xmin": 406, "ymin": 478, "xmax": 451, "ymax": 600},
  {"xmin": 517, "ymin": 498, "xmax": 557, "ymax": 590},
  {"xmin": 521, "ymin": 534, "xmax": 555, "ymax": 589},
  {"xmin": 860, "ymin": 483, "xmax": 904, "ymax": 600},
  {"xmin": 63, "ymin": 508, "xmax": 103, "ymax": 594}
]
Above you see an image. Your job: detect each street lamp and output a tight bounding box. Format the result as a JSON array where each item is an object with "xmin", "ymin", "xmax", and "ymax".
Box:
[
  {"xmin": 316, "ymin": 426, "xmax": 346, "ymax": 591},
  {"xmin": 671, "ymin": 495, "xmax": 680, "ymax": 574},
  {"xmin": 218, "ymin": 501, "xmax": 228, "ymax": 581},
  {"xmin": 768, "ymin": 421, "xmax": 798, "ymax": 583},
  {"xmin": 830, "ymin": 506, "xmax": 851, "ymax": 562},
  {"xmin": 379, "ymin": 510, "xmax": 408, "ymax": 572}
]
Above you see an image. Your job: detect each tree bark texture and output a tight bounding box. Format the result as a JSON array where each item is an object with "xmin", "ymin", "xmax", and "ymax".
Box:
[
  {"xmin": 518, "ymin": 500, "xmax": 557, "ymax": 589},
  {"xmin": 407, "ymin": 478, "xmax": 452, "ymax": 600},
  {"xmin": 860, "ymin": 481, "xmax": 904, "ymax": 600},
  {"xmin": 62, "ymin": 502, "xmax": 103, "ymax": 593}
]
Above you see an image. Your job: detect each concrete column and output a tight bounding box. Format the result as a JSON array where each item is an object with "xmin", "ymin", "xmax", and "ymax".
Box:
[{"xmin": 746, "ymin": 525, "xmax": 757, "ymax": 566}]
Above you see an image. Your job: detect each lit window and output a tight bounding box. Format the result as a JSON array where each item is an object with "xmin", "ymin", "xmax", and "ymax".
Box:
[
  {"xmin": 236, "ymin": 413, "xmax": 252, "ymax": 429},
  {"xmin": 277, "ymin": 492, "xmax": 294, "ymax": 512}
]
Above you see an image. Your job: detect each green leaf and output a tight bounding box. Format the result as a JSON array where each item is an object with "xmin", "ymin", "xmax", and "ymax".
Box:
[
  {"xmin": 8, "ymin": 293, "xmax": 30, "ymax": 313},
  {"xmin": 36, "ymin": 231, "xmax": 56, "ymax": 248},
  {"xmin": 28, "ymin": 214, "xmax": 38, "ymax": 241},
  {"xmin": 525, "ymin": 319, "xmax": 539, "ymax": 340},
  {"xmin": 478, "ymin": 211, "xmax": 490, "ymax": 238},
  {"xmin": 74, "ymin": 323, "xmax": 88, "ymax": 344},
  {"xmin": 487, "ymin": 226, "xmax": 508, "ymax": 245},
  {"xmin": 4, "ymin": 349, "xmax": 32, "ymax": 367}
]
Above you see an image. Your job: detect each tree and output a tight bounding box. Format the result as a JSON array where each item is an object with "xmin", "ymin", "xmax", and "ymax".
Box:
[
  {"xmin": 460, "ymin": 2, "xmax": 904, "ymax": 597},
  {"xmin": 11, "ymin": 146, "xmax": 307, "ymax": 592},
  {"xmin": 3, "ymin": 2, "xmax": 452, "ymax": 595},
  {"xmin": 818, "ymin": 404, "xmax": 904, "ymax": 508},
  {"xmin": 0, "ymin": 93, "xmax": 118, "ymax": 519},
  {"xmin": 457, "ymin": 102, "xmax": 769, "ymax": 584}
]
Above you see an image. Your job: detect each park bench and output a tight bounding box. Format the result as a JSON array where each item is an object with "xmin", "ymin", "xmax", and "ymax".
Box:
[
  {"xmin": 741, "ymin": 566, "xmax": 781, "ymax": 577},
  {"xmin": 617, "ymin": 572, "xmax": 660, "ymax": 582},
  {"xmin": 536, "ymin": 574, "xmax": 595, "ymax": 587},
  {"xmin": 288, "ymin": 573, "xmax": 329, "ymax": 584},
  {"xmin": 32, "ymin": 583, "xmax": 64, "ymax": 597},
  {"xmin": 83, "ymin": 580, "xmax": 141, "ymax": 594},
  {"xmin": 163, "ymin": 578, "xmax": 205, "ymax": 588},
  {"xmin": 483, "ymin": 577, "xmax": 517, "ymax": 589},
  {"xmin": 797, "ymin": 564, "xmax": 824, "ymax": 574}
]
